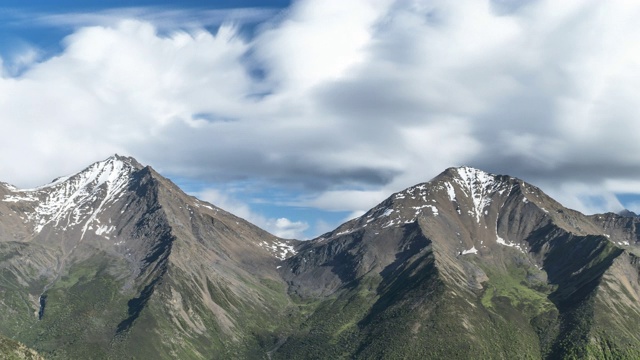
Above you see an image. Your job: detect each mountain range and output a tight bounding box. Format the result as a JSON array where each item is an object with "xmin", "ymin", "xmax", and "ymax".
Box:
[{"xmin": 0, "ymin": 155, "xmax": 639, "ymax": 359}]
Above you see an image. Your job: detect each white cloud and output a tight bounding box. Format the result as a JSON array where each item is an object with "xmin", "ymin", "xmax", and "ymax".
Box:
[
  {"xmin": 2, "ymin": 7, "xmax": 276, "ymax": 30},
  {"xmin": 195, "ymin": 188, "xmax": 309, "ymax": 239},
  {"xmin": 0, "ymin": 20, "xmax": 253, "ymax": 186},
  {"xmin": 267, "ymin": 217, "xmax": 309, "ymax": 240},
  {"xmin": 303, "ymin": 189, "xmax": 388, "ymax": 212},
  {"xmin": 254, "ymin": 0, "xmax": 391, "ymax": 91},
  {"xmin": 3, "ymin": 0, "xmax": 640, "ymax": 232},
  {"xmin": 0, "ymin": 44, "xmax": 41, "ymax": 77},
  {"xmin": 544, "ymin": 183, "xmax": 625, "ymax": 215}
]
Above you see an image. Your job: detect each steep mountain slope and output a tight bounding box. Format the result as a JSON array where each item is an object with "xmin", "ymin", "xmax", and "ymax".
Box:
[
  {"xmin": 1, "ymin": 159, "xmax": 640, "ymax": 359},
  {"xmin": 275, "ymin": 167, "xmax": 640, "ymax": 359},
  {"xmin": 0, "ymin": 155, "xmax": 299, "ymax": 359}
]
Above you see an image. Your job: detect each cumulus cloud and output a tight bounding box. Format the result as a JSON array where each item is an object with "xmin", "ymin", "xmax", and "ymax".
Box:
[
  {"xmin": 267, "ymin": 217, "xmax": 310, "ymax": 240},
  {"xmin": 2, "ymin": 0, "xmax": 640, "ymax": 236},
  {"xmin": 0, "ymin": 43, "xmax": 41, "ymax": 77}
]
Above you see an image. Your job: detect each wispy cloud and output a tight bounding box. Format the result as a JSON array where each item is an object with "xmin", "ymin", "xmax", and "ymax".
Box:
[{"xmin": 0, "ymin": 6, "xmax": 278, "ymax": 30}]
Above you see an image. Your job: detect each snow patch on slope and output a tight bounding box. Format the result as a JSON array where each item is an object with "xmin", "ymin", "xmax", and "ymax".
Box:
[
  {"xmin": 1, "ymin": 182, "xmax": 17, "ymax": 191},
  {"xmin": 496, "ymin": 235, "xmax": 526, "ymax": 253},
  {"xmin": 328, "ymin": 179, "xmax": 447, "ymax": 237},
  {"xmin": 450, "ymin": 167, "xmax": 509, "ymax": 224},
  {"xmin": 461, "ymin": 246, "xmax": 478, "ymax": 255},
  {"xmin": 2, "ymin": 194, "xmax": 36, "ymax": 202},
  {"xmin": 323, "ymin": 167, "xmax": 513, "ymax": 238},
  {"xmin": 445, "ymin": 182, "xmax": 456, "ymax": 202},
  {"xmin": 381, "ymin": 208, "xmax": 394, "ymax": 217},
  {"xmin": 259, "ymin": 240, "xmax": 297, "ymax": 260},
  {"xmin": 2, "ymin": 156, "xmax": 136, "ymax": 233},
  {"xmin": 95, "ymin": 224, "xmax": 116, "ymax": 236}
]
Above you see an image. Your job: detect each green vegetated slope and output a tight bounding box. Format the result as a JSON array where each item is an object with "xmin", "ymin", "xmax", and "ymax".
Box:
[
  {"xmin": 274, "ymin": 235, "xmax": 640, "ymax": 360},
  {"xmin": 0, "ymin": 335, "xmax": 43, "ymax": 360},
  {"xmin": 20, "ymin": 256, "xmax": 129, "ymax": 359},
  {"xmin": 0, "ymin": 255, "xmax": 296, "ymax": 359},
  {"xmin": 4, "ymin": 222, "xmax": 632, "ymax": 360}
]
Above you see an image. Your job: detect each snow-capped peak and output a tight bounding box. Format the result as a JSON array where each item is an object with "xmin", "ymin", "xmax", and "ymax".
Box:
[
  {"xmin": 3, "ymin": 155, "xmax": 140, "ymax": 233},
  {"xmin": 448, "ymin": 166, "xmax": 508, "ymax": 223},
  {"xmin": 454, "ymin": 166, "xmax": 493, "ymax": 183},
  {"xmin": 25, "ymin": 155, "xmax": 137, "ymax": 192},
  {"xmin": 321, "ymin": 166, "xmax": 517, "ymax": 238}
]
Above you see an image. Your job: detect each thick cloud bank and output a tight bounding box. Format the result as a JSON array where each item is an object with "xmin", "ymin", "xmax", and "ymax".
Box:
[{"xmin": 2, "ymin": 0, "xmax": 640, "ymax": 236}]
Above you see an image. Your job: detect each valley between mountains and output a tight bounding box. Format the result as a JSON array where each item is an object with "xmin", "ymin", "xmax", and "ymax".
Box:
[{"xmin": 1, "ymin": 155, "xmax": 639, "ymax": 359}]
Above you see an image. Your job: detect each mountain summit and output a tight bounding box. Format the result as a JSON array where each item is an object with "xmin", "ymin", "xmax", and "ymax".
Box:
[
  {"xmin": 1, "ymin": 160, "xmax": 639, "ymax": 359},
  {"xmin": 3, "ymin": 155, "xmax": 141, "ymax": 235},
  {"xmin": 281, "ymin": 166, "xmax": 640, "ymax": 358},
  {"xmin": 0, "ymin": 155, "xmax": 298, "ymax": 359}
]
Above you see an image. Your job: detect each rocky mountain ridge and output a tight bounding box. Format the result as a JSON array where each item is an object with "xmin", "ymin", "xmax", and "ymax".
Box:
[
  {"xmin": 0, "ymin": 155, "xmax": 299, "ymax": 359},
  {"xmin": 1, "ymin": 156, "xmax": 639, "ymax": 359},
  {"xmin": 280, "ymin": 165, "xmax": 640, "ymax": 358}
]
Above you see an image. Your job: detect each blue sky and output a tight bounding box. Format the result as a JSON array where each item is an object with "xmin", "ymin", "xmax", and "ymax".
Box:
[
  {"xmin": 0, "ymin": 1, "xmax": 289, "ymax": 56},
  {"xmin": 3, "ymin": 0, "xmax": 640, "ymax": 238}
]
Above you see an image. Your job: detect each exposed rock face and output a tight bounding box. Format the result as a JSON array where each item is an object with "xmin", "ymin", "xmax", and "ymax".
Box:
[
  {"xmin": 1, "ymin": 160, "xmax": 639, "ymax": 359},
  {"xmin": 0, "ymin": 155, "xmax": 299, "ymax": 359},
  {"xmin": 279, "ymin": 167, "xmax": 640, "ymax": 359}
]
